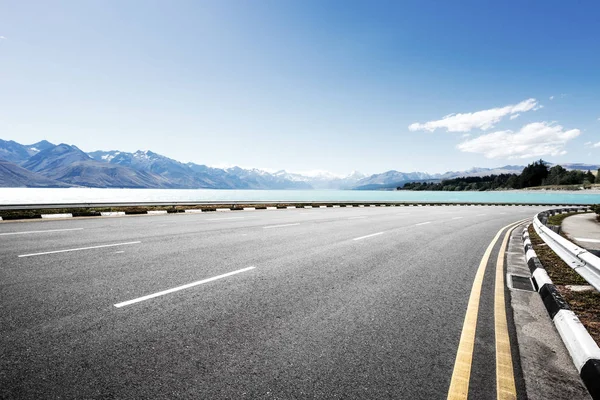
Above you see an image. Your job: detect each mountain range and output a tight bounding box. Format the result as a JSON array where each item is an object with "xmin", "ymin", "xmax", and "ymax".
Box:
[{"xmin": 1, "ymin": 138, "xmax": 598, "ymax": 190}]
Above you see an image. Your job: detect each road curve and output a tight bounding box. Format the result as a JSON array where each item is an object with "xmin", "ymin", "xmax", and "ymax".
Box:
[{"xmin": 0, "ymin": 205, "xmax": 545, "ymax": 399}]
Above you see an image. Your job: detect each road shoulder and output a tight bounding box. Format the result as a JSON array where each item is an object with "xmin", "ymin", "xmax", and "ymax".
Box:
[
  {"xmin": 562, "ymin": 213, "xmax": 600, "ymax": 254},
  {"xmin": 507, "ymin": 224, "xmax": 591, "ymax": 400}
]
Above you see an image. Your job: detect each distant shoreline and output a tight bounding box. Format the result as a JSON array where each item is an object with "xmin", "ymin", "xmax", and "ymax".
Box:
[{"xmin": 399, "ymin": 187, "xmax": 600, "ymax": 194}]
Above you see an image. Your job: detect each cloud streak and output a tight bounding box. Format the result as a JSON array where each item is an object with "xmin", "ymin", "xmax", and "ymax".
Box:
[
  {"xmin": 408, "ymin": 98, "xmax": 539, "ymax": 133},
  {"xmin": 456, "ymin": 122, "xmax": 580, "ymax": 159}
]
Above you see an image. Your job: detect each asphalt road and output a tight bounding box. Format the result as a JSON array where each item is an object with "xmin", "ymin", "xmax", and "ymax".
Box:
[{"xmin": 0, "ymin": 205, "xmax": 545, "ymax": 399}]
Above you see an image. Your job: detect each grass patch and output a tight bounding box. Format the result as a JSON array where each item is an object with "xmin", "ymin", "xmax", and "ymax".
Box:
[
  {"xmin": 559, "ymin": 288, "xmax": 600, "ymax": 345},
  {"xmin": 528, "ymin": 225, "xmax": 587, "ymax": 285},
  {"xmin": 528, "ymin": 224, "xmax": 600, "ymax": 345},
  {"xmin": 547, "ymin": 212, "xmax": 582, "ymax": 226}
]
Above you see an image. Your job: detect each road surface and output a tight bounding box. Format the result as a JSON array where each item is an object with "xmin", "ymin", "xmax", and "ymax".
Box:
[{"xmin": 1, "ymin": 205, "xmax": 545, "ymax": 399}]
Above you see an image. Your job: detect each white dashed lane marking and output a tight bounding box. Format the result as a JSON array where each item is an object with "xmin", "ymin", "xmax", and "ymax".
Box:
[
  {"xmin": 18, "ymin": 241, "xmax": 141, "ymax": 258},
  {"xmin": 263, "ymin": 223, "xmax": 301, "ymax": 229},
  {"xmin": 0, "ymin": 228, "xmax": 84, "ymax": 236},
  {"xmin": 114, "ymin": 266, "xmax": 256, "ymax": 308},
  {"xmin": 352, "ymin": 232, "xmax": 385, "ymax": 241}
]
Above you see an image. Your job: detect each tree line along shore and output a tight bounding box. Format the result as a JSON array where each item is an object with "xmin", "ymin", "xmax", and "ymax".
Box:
[{"xmin": 400, "ymin": 160, "xmax": 599, "ymax": 192}]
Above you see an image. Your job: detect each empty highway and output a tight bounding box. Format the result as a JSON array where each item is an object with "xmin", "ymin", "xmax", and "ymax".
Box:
[{"xmin": 1, "ymin": 205, "xmax": 546, "ymax": 399}]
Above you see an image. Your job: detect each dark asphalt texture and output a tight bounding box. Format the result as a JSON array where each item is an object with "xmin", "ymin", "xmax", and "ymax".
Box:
[{"xmin": 0, "ymin": 205, "xmax": 545, "ymax": 399}]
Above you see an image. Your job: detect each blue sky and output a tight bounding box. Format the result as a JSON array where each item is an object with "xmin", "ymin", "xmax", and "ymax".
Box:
[{"xmin": 1, "ymin": 0, "xmax": 599, "ymax": 175}]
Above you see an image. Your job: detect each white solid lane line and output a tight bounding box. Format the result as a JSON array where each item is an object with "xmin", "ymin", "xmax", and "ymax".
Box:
[
  {"xmin": 114, "ymin": 266, "xmax": 256, "ymax": 308},
  {"xmin": 575, "ymin": 237, "xmax": 600, "ymax": 243},
  {"xmin": 205, "ymin": 217, "xmax": 246, "ymax": 221},
  {"xmin": 476, "ymin": 214, "xmax": 487, "ymax": 216},
  {"xmin": 452, "ymin": 217, "xmax": 463, "ymax": 220},
  {"xmin": 263, "ymin": 223, "xmax": 301, "ymax": 229},
  {"xmin": 415, "ymin": 221, "xmax": 432, "ymax": 226},
  {"xmin": 347, "ymin": 216, "xmax": 367, "ymax": 220},
  {"xmin": 0, "ymin": 228, "xmax": 84, "ymax": 236},
  {"xmin": 18, "ymin": 241, "xmax": 141, "ymax": 258},
  {"xmin": 353, "ymin": 232, "xmax": 385, "ymax": 241}
]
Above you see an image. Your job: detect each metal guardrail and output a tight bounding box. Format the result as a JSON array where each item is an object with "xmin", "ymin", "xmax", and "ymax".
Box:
[{"xmin": 533, "ymin": 207, "xmax": 600, "ymax": 292}]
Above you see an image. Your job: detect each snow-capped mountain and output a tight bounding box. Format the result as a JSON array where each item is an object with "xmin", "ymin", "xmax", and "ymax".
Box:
[
  {"xmin": 0, "ymin": 139, "xmax": 54, "ymax": 164},
  {"xmin": 3, "ymin": 137, "xmax": 595, "ymax": 189},
  {"xmin": 273, "ymin": 170, "xmax": 366, "ymax": 189},
  {"xmin": 352, "ymin": 165, "xmax": 527, "ymax": 189},
  {"xmin": 22, "ymin": 144, "xmax": 173, "ymax": 188},
  {"xmin": 89, "ymin": 149, "xmax": 310, "ymax": 189}
]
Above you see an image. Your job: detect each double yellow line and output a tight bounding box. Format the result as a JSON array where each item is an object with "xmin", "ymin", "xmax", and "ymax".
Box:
[{"xmin": 447, "ymin": 219, "xmax": 528, "ymax": 400}]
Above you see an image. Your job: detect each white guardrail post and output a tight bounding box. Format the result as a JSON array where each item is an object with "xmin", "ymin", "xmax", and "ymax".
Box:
[{"xmin": 533, "ymin": 209, "xmax": 600, "ymax": 292}]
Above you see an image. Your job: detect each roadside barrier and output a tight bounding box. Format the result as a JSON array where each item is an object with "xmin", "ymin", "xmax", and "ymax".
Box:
[
  {"xmin": 522, "ymin": 226, "xmax": 600, "ymax": 399},
  {"xmin": 0, "ymin": 202, "xmax": 593, "ymax": 221},
  {"xmin": 533, "ymin": 208, "xmax": 600, "ymax": 292}
]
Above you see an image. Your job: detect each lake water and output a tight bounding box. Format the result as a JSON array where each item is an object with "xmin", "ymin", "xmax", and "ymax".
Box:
[{"xmin": 1, "ymin": 188, "xmax": 600, "ymax": 205}]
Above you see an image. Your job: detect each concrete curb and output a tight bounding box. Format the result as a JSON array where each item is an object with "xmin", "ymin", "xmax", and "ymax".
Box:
[
  {"xmin": 147, "ymin": 210, "xmax": 168, "ymax": 215},
  {"xmin": 101, "ymin": 212, "xmax": 125, "ymax": 217},
  {"xmin": 0, "ymin": 202, "xmax": 593, "ymax": 222},
  {"xmin": 41, "ymin": 213, "xmax": 73, "ymax": 219},
  {"xmin": 522, "ymin": 226, "xmax": 600, "ymax": 399}
]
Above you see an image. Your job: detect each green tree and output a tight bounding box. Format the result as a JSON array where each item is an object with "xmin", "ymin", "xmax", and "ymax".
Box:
[
  {"xmin": 544, "ymin": 165, "xmax": 566, "ymax": 185},
  {"xmin": 506, "ymin": 175, "xmax": 519, "ymax": 189},
  {"xmin": 519, "ymin": 159, "xmax": 549, "ymax": 188},
  {"xmin": 586, "ymin": 170, "xmax": 595, "ymax": 184}
]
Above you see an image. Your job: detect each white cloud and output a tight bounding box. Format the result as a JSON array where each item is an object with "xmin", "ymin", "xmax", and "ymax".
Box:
[
  {"xmin": 510, "ymin": 114, "xmax": 520, "ymax": 120},
  {"xmin": 0, "ymin": 36, "xmax": 6, "ymax": 40},
  {"xmin": 456, "ymin": 122, "xmax": 580, "ymax": 159},
  {"xmin": 584, "ymin": 141, "xmax": 600, "ymax": 149},
  {"xmin": 408, "ymin": 98, "xmax": 539, "ymax": 133},
  {"xmin": 549, "ymin": 96, "xmax": 554, "ymax": 100},
  {"xmin": 461, "ymin": 133, "xmax": 471, "ymax": 138}
]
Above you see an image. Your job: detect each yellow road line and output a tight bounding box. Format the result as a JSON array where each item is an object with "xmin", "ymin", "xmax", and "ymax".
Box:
[
  {"xmin": 495, "ymin": 225, "xmax": 518, "ymax": 400},
  {"xmin": 447, "ymin": 219, "xmax": 527, "ymax": 400}
]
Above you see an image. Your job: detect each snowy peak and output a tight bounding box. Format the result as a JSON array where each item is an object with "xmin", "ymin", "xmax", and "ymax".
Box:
[
  {"xmin": 23, "ymin": 140, "xmax": 55, "ymax": 156},
  {"xmin": 88, "ymin": 150, "xmax": 122, "ymax": 163},
  {"xmin": 132, "ymin": 150, "xmax": 163, "ymax": 161},
  {"xmin": 270, "ymin": 169, "xmax": 366, "ymax": 189}
]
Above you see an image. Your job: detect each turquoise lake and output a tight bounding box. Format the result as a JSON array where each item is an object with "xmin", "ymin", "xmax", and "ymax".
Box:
[{"xmin": 1, "ymin": 188, "xmax": 600, "ymax": 205}]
